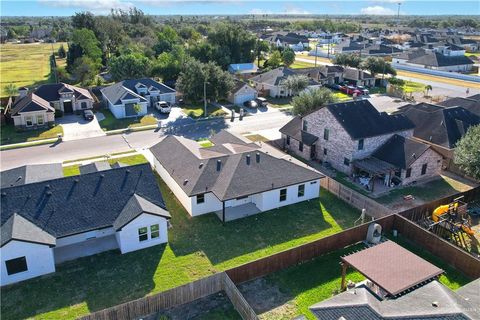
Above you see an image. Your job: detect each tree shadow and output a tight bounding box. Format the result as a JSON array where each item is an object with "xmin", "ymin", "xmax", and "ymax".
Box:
[{"xmin": 163, "ymin": 117, "xmax": 228, "ymax": 140}]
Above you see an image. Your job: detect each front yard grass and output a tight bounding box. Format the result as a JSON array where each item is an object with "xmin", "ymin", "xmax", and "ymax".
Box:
[
  {"xmin": 1, "ymin": 178, "xmax": 360, "ymax": 320},
  {"xmin": 62, "ymin": 154, "xmax": 148, "ymax": 177},
  {"xmin": 0, "ymin": 123, "xmax": 63, "ymax": 145},
  {"xmin": 182, "ymin": 103, "xmax": 227, "ymax": 118},
  {"xmin": 98, "ymin": 109, "xmax": 157, "ymax": 131},
  {"xmin": 267, "ymin": 97, "xmax": 293, "ymax": 109}
]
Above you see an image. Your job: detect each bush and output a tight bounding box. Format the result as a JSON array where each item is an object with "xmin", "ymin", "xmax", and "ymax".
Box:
[
  {"xmin": 55, "ymin": 109, "xmax": 64, "ymax": 118},
  {"xmin": 388, "ymin": 77, "xmax": 405, "ymax": 86}
]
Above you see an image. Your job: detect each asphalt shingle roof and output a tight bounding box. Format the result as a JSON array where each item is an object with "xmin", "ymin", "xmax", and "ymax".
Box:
[
  {"xmin": 439, "ymin": 97, "xmax": 480, "ymax": 117},
  {"xmin": 113, "ymin": 194, "xmax": 170, "ymax": 230},
  {"xmin": 372, "ymin": 134, "xmax": 431, "ymax": 169},
  {"xmin": 279, "ymin": 116, "xmax": 319, "ymax": 146},
  {"xmin": 150, "ymin": 131, "xmax": 323, "ymax": 201},
  {"xmin": 408, "ymin": 52, "xmax": 474, "ymax": 67},
  {"xmin": 251, "ymin": 67, "xmax": 320, "ymax": 86},
  {"xmin": 1, "ymin": 213, "xmax": 56, "ymax": 247},
  {"xmin": 326, "ymin": 100, "xmax": 415, "ymax": 140},
  {"xmin": 10, "ymin": 93, "xmax": 55, "ymax": 116},
  {"xmin": 79, "ymin": 161, "xmax": 113, "ymax": 175},
  {"xmin": 0, "ymin": 164, "xmax": 167, "ymax": 241},
  {"xmin": 101, "ymin": 78, "xmax": 175, "ymax": 105},
  {"xmin": 1, "ymin": 164, "xmax": 64, "ymax": 188}
]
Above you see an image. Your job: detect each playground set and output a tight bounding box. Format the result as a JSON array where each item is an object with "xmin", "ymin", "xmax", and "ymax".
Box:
[{"xmin": 419, "ymin": 196, "xmax": 480, "ymax": 256}]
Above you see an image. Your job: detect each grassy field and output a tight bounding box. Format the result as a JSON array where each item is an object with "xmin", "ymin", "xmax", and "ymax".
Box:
[
  {"xmin": 0, "ymin": 123, "xmax": 63, "ymax": 145},
  {"xmin": 401, "ymin": 80, "xmax": 427, "ymax": 93},
  {"xmin": 257, "ymin": 234, "xmax": 471, "ymax": 320},
  {"xmin": 290, "ymin": 60, "xmax": 318, "ymax": 69},
  {"xmin": 0, "ymin": 42, "xmax": 67, "ymax": 97},
  {"xmin": 98, "ymin": 110, "xmax": 157, "ymax": 131},
  {"xmin": 1, "ymin": 178, "xmax": 360, "ymax": 320},
  {"xmin": 63, "ymin": 154, "xmax": 148, "ymax": 177}
]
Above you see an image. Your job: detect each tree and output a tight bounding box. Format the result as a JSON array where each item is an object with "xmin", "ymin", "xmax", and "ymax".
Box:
[
  {"xmin": 153, "ymin": 25, "xmax": 179, "ymax": 56},
  {"xmin": 282, "ymin": 49, "xmax": 296, "ymax": 67},
  {"xmin": 67, "ymin": 28, "xmax": 102, "ymax": 73},
  {"xmin": 282, "ymin": 75, "xmax": 309, "ymax": 96},
  {"xmin": 424, "ymin": 84, "xmax": 433, "ymax": 97},
  {"xmin": 133, "ymin": 103, "xmax": 143, "ymax": 119},
  {"xmin": 291, "ymin": 87, "xmax": 336, "ymax": 116},
  {"xmin": 255, "ymin": 40, "xmax": 270, "ymax": 64},
  {"xmin": 454, "ymin": 125, "xmax": 480, "ymax": 180},
  {"xmin": 151, "ymin": 45, "xmax": 185, "ymax": 81},
  {"xmin": 71, "ymin": 11, "xmax": 96, "ymax": 31},
  {"xmin": 4, "ymin": 83, "xmax": 17, "ymax": 97},
  {"xmin": 265, "ymin": 50, "xmax": 282, "ymax": 68},
  {"xmin": 332, "ymin": 53, "xmax": 361, "ymax": 68},
  {"xmin": 360, "ymin": 56, "xmax": 396, "ymax": 77},
  {"xmin": 72, "ymin": 56, "xmax": 98, "ymax": 85},
  {"xmin": 57, "ymin": 45, "xmax": 66, "ymax": 58},
  {"xmin": 109, "ymin": 53, "xmax": 151, "ymax": 81}
]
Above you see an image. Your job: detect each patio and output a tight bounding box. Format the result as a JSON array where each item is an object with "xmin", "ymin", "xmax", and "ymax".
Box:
[
  {"xmin": 216, "ymin": 203, "xmax": 261, "ymax": 222},
  {"xmin": 351, "ymin": 157, "xmax": 401, "ymax": 196}
]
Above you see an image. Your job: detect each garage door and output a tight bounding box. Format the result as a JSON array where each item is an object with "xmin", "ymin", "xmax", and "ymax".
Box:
[{"xmin": 234, "ymin": 92, "xmax": 256, "ymax": 105}]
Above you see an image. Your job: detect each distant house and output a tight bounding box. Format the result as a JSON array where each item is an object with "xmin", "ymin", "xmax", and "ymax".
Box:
[
  {"xmin": 250, "ymin": 67, "xmax": 321, "ymax": 98},
  {"xmin": 403, "ymin": 51, "xmax": 474, "ymax": 72},
  {"xmin": 343, "ymin": 68, "xmax": 376, "ymax": 87},
  {"xmin": 0, "ymin": 164, "xmax": 170, "ymax": 286},
  {"xmin": 263, "ymin": 32, "xmax": 310, "ymax": 51},
  {"xmin": 101, "ymin": 78, "xmax": 175, "ymax": 119},
  {"xmin": 228, "ymin": 80, "xmax": 257, "ymax": 106},
  {"xmin": 447, "ymin": 37, "xmax": 479, "ymax": 52},
  {"xmin": 149, "ymin": 130, "xmax": 323, "ymax": 222},
  {"xmin": 8, "ymin": 83, "xmax": 94, "ymax": 130},
  {"xmin": 228, "ymin": 63, "xmax": 259, "ymax": 77},
  {"xmin": 0, "ymin": 164, "xmax": 63, "ymax": 188}
]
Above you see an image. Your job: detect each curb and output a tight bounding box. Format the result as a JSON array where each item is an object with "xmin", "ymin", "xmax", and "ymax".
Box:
[{"xmin": 0, "ymin": 138, "xmax": 59, "ymax": 151}]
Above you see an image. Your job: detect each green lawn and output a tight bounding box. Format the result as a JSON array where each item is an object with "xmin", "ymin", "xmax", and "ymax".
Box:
[
  {"xmin": 0, "ymin": 42, "xmax": 67, "ymax": 97},
  {"xmin": 182, "ymin": 103, "xmax": 227, "ymax": 118},
  {"xmin": 63, "ymin": 154, "xmax": 148, "ymax": 177},
  {"xmin": 198, "ymin": 139, "xmax": 214, "ymax": 148},
  {"xmin": 98, "ymin": 109, "xmax": 157, "ymax": 131},
  {"xmin": 0, "ymin": 123, "xmax": 63, "ymax": 145},
  {"xmin": 1, "ymin": 178, "xmax": 360, "ymax": 320},
  {"xmin": 259, "ymin": 234, "xmax": 471, "ymax": 320},
  {"xmin": 290, "ymin": 60, "xmax": 316, "ymax": 69},
  {"xmin": 332, "ymin": 92, "xmax": 351, "ymax": 102},
  {"xmin": 267, "ymin": 97, "xmax": 293, "ymax": 109},
  {"xmin": 402, "ymin": 80, "xmax": 427, "ymax": 94}
]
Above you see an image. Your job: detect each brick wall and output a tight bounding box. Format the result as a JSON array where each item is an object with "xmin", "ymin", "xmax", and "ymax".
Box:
[
  {"xmin": 401, "ymin": 148, "xmax": 443, "ymax": 185},
  {"xmin": 282, "ymin": 134, "xmax": 312, "ymax": 160}
]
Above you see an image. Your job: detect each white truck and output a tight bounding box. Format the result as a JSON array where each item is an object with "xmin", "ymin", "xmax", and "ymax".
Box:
[{"xmin": 155, "ymin": 101, "xmax": 172, "ymax": 114}]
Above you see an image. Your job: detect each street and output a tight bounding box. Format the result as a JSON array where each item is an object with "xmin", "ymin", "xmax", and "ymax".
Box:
[{"xmin": 0, "ymin": 108, "xmax": 292, "ymax": 170}]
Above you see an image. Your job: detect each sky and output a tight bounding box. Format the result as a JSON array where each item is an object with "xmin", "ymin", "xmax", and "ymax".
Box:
[{"xmin": 1, "ymin": 0, "xmax": 479, "ymax": 17}]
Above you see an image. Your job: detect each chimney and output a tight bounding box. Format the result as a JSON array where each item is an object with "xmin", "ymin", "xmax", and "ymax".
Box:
[
  {"xmin": 246, "ymin": 155, "xmax": 251, "ymax": 165},
  {"xmin": 216, "ymin": 159, "xmax": 222, "ymax": 171},
  {"xmin": 256, "ymin": 153, "xmax": 260, "ymax": 163},
  {"xmin": 18, "ymin": 87, "xmax": 28, "ymax": 98}
]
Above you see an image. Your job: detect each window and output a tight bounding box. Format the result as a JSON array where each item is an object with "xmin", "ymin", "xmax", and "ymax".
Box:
[
  {"xmin": 6, "ymin": 257, "xmax": 28, "ymax": 275},
  {"xmin": 286, "ymin": 136, "xmax": 290, "ymax": 145},
  {"xmin": 36, "ymin": 115, "xmax": 44, "ymax": 125},
  {"xmin": 196, "ymin": 194, "xmax": 205, "ymax": 204},
  {"xmin": 299, "ymin": 142, "xmax": 304, "ymax": 152},
  {"xmin": 358, "ymin": 139, "xmax": 364, "ymax": 150},
  {"xmin": 298, "ymin": 184, "xmax": 305, "ymax": 197},
  {"xmin": 150, "ymin": 224, "xmax": 160, "ymax": 239},
  {"xmin": 138, "ymin": 227, "xmax": 148, "ymax": 242},
  {"xmin": 421, "ymin": 163, "xmax": 428, "ymax": 175},
  {"xmin": 344, "ymin": 158, "xmax": 350, "ymax": 166},
  {"xmin": 81, "ymin": 102, "xmax": 87, "ymax": 109},
  {"xmin": 323, "ymin": 148, "xmax": 327, "ymax": 155},
  {"xmin": 310, "ymin": 181, "xmax": 317, "ymax": 185},
  {"xmin": 302, "ymin": 120, "xmax": 308, "ymax": 131},
  {"xmin": 394, "ymin": 170, "xmax": 401, "ymax": 178},
  {"xmin": 279, "ymin": 188, "xmax": 287, "ymax": 202},
  {"xmin": 406, "ymin": 168, "xmax": 412, "ymax": 178},
  {"xmin": 25, "ymin": 116, "xmax": 33, "ymax": 127},
  {"xmin": 324, "ymin": 128, "xmax": 329, "ymax": 140}
]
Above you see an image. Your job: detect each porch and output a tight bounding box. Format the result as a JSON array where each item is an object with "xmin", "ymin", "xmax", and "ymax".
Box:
[
  {"xmin": 215, "ymin": 203, "xmax": 261, "ymax": 222},
  {"xmin": 351, "ymin": 157, "xmax": 401, "ymax": 196}
]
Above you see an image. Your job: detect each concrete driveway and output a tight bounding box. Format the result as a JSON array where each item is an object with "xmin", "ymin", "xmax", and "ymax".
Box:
[{"xmin": 57, "ymin": 113, "xmax": 106, "ymax": 141}]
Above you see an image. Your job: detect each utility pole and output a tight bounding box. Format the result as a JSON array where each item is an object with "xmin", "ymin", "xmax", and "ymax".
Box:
[
  {"xmin": 203, "ymin": 81, "xmax": 207, "ymax": 118},
  {"xmin": 397, "ymin": 2, "xmax": 402, "ymax": 27}
]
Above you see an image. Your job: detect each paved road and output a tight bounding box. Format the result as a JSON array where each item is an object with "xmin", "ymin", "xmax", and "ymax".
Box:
[{"xmin": 0, "ymin": 108, "xmax": 291, "ymax": 170}]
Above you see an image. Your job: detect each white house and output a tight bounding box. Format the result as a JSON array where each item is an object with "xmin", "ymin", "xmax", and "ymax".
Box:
[
  {"xmin": 0, "ymin": 163, "xmax": 170, "ymax": 286},
  {"xmin": 149, "ymin": 130, "xmax": 323, "ymax": 222},
  {"xmin": 228, "ymin": 80, "xmax": 257, "ymax": 106},
  {"xmin": 101, "ymin": 78, "xmax": 176, "ymax": 119}
]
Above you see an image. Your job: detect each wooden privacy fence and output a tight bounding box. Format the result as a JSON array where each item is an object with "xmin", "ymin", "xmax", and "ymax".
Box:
[
  {"xmin": 320, "ymin": 176, "xmax": 394, "ymax": 219},
  {"xmin": 78, "ymin": 272, "xmax": 258, "ymax": 320}
]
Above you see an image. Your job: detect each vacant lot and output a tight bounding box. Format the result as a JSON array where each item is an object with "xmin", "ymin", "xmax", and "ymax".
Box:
[
  {"xmin": 0, "ymin": 42, "xmax": 67, "ymax": 97},
  {"xmin": 1, "ymin": 178, "xmax": 360, "ymax": 320}
]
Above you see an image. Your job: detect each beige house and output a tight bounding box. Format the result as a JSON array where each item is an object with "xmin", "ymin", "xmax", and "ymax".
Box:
[
  {"xmin": 228, "ymin": 80, "xmax": 257, "ymax": 106},
  {"xmin": 9, "ymin": 93, "xmax": 55, "ymax": 130}
]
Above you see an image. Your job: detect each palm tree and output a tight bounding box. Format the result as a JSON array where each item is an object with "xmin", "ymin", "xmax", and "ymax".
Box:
[
  {"xmin": 424, "ymin": 84, "xmax": 433, "ymax": 97},
  {"xmin": 4, "ymin": 83, "xmax": 17, "ymax": 98}
]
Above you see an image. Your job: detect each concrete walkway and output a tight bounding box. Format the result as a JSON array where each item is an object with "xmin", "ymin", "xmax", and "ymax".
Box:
[{"xmin": 58, "ymin": 113, "xmax": 106, "ymax": 141}]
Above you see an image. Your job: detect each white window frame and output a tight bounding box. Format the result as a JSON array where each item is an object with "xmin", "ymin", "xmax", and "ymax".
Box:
[
  {"xmin": 37, "ymin": 115, "xmax": 44, "ymax": 125},
  {"xmin": 150, "ymin": 224, "xmax": 160, "ymax": 239},
  {"xmin": 138, "ymin": 226, "xmax": 148, "ymax": 242},
  {"xmin": 25, "ymin": 116, "xmax": 33, "ymax": 127}
]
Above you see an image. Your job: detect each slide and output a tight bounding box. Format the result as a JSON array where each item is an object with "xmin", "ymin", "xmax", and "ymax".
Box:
[{"xmin": 432, "ymin": 204, "xmax": 451, "ymax": 222}]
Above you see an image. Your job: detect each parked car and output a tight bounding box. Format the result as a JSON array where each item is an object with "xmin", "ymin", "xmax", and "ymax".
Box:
[
  {"xmin": 243, "ymin": 100, "xmax": 258, "ymax": 108},
  {"xmin": 155, "ymin": 101, "xmax": 171, "ymax": 114},
  {"xmin": 255, "ymin": 97, "xmax": 268, "ymax": 107},
  {"xmin": 83, "ymin": 109, "xmax": 94, "ymax": 121},
  {"xmin": 325, "ymin": 83, "xmax": 342, "ymax": 91},
  {"xmin": 343, "ymin": 86, "xmax": 362, "ymax": 96},
  {"xmin": 356, "ymin": 86, "xmax": 370, "ymax": 95}
]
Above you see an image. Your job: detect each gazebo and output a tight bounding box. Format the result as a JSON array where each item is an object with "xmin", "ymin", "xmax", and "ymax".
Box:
[{"xmin": 340, "ymin": 241, "xmax": 444, "ymax": 298}]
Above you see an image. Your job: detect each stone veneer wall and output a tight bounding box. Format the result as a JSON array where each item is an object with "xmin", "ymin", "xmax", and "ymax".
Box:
[
  {"xmin": 401, "ymin": 148, "xmax": 443, "ymax": 185},
  {"xmin": 282, "ymin": 134, "xmax": 312, "ymax": 160}
]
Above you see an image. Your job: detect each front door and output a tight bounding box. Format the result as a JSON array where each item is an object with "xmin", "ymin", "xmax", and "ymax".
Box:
[{"xmin": 63, "ymin": 100, "xmax": 73, "ymax": 114}]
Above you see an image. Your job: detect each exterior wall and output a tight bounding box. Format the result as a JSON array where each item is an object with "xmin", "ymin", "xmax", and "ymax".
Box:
[
  {"xmin": 255, "ymin": 180, "xmax": 320, "ymax": 212},
  {"xmin": 116, "ymin": 213, "xmax": 168, "ymax": 254},
  {"xmin": 282, "ymin": 134, "xmax": 313, "ymax": 160},
  {"xmin": 228, "ymin": 86, "xmax": 257, "ymax": 105},
  {"xmin": 190, "ymin": 192, "xmax": 223, "ymax": 216},
  {"xmin": 1, "ymin": 240, "xmax": 55, "ymax": 286},
  {"xmin": 405, "ymin": 62, "xmax": 473, "ymax": 72},
  {"xmin": 401, "ymin": 148, "xmax": 443, "ymax": 185},
  {"xmin": 12, "ymin": 111, "xmax": 54, "ymax": 130},
  {"xmin": 73, "ymin": 98, "xmax": 93, "ymax": 111},
  {"xmin": 103, "ymin": 93, "xmax": 148, "ymax": 119},
  {"xmin": 56, "ymin": 228, "xmax": 115, "ymax": 247}
]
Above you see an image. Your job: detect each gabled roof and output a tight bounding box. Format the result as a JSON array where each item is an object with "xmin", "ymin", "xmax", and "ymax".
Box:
[
  {"xmin": 1, "ymin": 213, "xmax": 56, "ymax": 247},
  {"xmin": 101, "ymin": 78, "xmax": 175, "ymax": 105},
  {"xmin": 325, "ymin": 100, "xmax": 415, "ymax": 140},
  {"xmin": 279, "ymin": 116, "xmax": 319, "ymax": 146},
  {"xmin": 231, "ymin": 80, "xmax": 254, "ymax": 94},
  {"xmin": 79, "ymin": 161, "xmax": 112, "ymax": 175},
  {"xmin": 0, "ymin": 164, "xmax": 167, "ymax": 240},
  {"xmin": 395, "ymin": 48, "xmax": 426, "ymax": 60},
  {"xmin": 365, "ymin": 44, "xmax": 402, "ymax": 55},
  {"xmin": 113, "ymin": 194, "xmax": 171, "ymax": 230},
  {"xmin": 439, "ymin": 97, "xmax": 480, "ymax": 117},
  {"xmin": 34, "ymin": 83, "xmax": 94, "ymax": 102},
  {"xmin": 10, "ymin": 93, "xmax": 55, "ymax": 116},
  {"xmin": 408, "ymin": 52, "xmax": 474, "ymax": 67},
  {"xmin": 150, "ymin": 131, "xmax": 323, "ymax": 201},
  {"xmin": 251, "ymin": 67, "xmax": 320, "ymax": 86},
  {"xmin": 1, "ymin": 163, "xmax": 63, "ymax": 188},
  {"xmin": 402, "ymin": 104, "xmax": 480, "ymax": 149},
  {"xmin": 372, "ymin": 134, "xmax": 432, "ymax": 169},
  {"xmin": 343, "ymin": 68, "xmax": 374, "ymax": 81}
]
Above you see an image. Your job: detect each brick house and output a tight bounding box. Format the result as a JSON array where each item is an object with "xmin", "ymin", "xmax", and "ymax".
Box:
[{"xmin": 281, "ymin": 100, "xmax": 443, "ymax": 190}]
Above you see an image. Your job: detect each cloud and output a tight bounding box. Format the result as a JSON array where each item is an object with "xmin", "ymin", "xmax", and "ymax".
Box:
[
  {"xmin": 283, "ymin": 4, "xmax": 310, "ymax": 15},
  {"xmin": 39, "ymin": 0, "xmax": 134, "ymax": 13},
  {"xmin": 137, "ymin": 0, "xmax": 243, "ymax": 6},
  {"xmin": 372, "ymin": 0, "xmax": 404, "ymax": 3},
  {"xmin": 249, "ymin": 8, "xmax": 273, "ymax": 15},
  {"xmin": 360, "ymin": 6, "xmax": 396, "ymax": 15}
]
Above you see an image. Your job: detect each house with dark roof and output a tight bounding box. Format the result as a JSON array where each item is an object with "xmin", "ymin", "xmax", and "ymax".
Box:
[
  {"xmin": 227, "ymin": 80, "xmax": 258, "ymax": 106},
  {"xmin": 0, "ymin": 163, "xmax": 170, "ymax": 286},
  {"xmin": 262, "ymin": 32, "xmax": 310, "ymax": 51},
  {"xmin": 149, "ymin": 130, "xmax": 323, "ymax": 221},
  {"xmin": 439, "ymin": 97, "xmax": 480, "ymax": 117},
  {"xmin": 281, "ymin": 100, "xmax": 418, "ymax": 181},
  {"xmin": 1, "ymin": 163, "xmax": 63, "ymax": 188},
  {"xmin": 101, "ymin": 78, "xmax": 176, "ymax": 119},
  {"xmin": 343, "ymin": 68, "xmax": 376, "ymax": 87},
  {"xmin": 250, "ymin": 67, "xmax": 321, "ymax": 98},
  {"xmin": 404, "ymin": 51, "xmax": 474, "ymax": 72}
]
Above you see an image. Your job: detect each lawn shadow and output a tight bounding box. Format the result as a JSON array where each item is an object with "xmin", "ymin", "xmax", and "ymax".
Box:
[{"xmin": 1, "ymin": 246, "xmax": 164, "ymax": 319}]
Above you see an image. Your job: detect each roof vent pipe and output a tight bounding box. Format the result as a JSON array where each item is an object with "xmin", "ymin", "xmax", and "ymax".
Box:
[
  {"xmin": 246, "ymin": 155, "xmax": 251, "ymax": 165},
  {"xmin": 217, "ymin": 160, "xmax": 222, "ymax": 171}
]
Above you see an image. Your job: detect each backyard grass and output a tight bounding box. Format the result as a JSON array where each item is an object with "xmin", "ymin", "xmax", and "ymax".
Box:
[
  {"xmin": 256, "ymin": 234, "xmax": 471, "ymax": 320},
  {"xmin": 0, "ymin": 178, "xmax": 360, "ymax": 320},
  {"xmin": 98, "ymin": 109, "xmax": 157, "ymax": 131},
  {"xmin": 0, "ymin": 123, "xmax": 63, "ymax": 145},
  {"xmin": 182, "ymin": 103, "xmax": 227, "ymax": 118},
  {"xmin": 0, "ymin": 42, "xmax": 67, "ymax": 97},
  {"xmin": 62, "ymin": 154, "xmax": 148, "ymax": 177}
]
